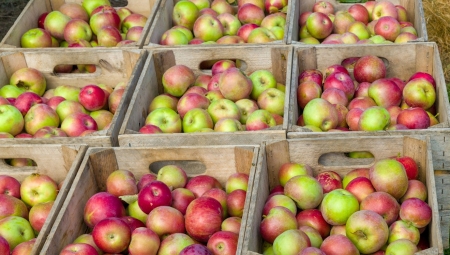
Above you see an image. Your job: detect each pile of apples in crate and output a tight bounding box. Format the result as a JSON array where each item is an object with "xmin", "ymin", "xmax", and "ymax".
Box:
[
  {"xmin": 160, "ymin": 0, "xmax": 288, "ymax": 45},
  {"xmin": 298, "ymin": 55, "xmax": 437, "ymax": 131},
  {"xmin": 0, "ymin": 173, "xmax": 61, "ymax": 253},
  {"xmin": 261, "ymin": 156, "xmax": 432, "ymax": 254},
  {"xmin": 20, "ymin": 0, "xmax": 147, "ymax": 48},
  {"xmin": 59, "ymin": 166, "xmax": 249, "ymax": 254},
  {"xmin": 299, "ymin": 0, "xmax": 418, "ymax": 44},
  {"xmin": 140, "ymin": 61, "xmax": 285, "ymax": 133},
  {"xmin": 0, "ymin": 67, "xmax": 124, "ymax": 138}
]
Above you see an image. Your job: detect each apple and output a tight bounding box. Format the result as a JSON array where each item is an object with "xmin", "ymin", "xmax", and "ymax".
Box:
[
  {"xmin": 193, "ymin": 14, "xmax": 224, "ymax": 42},
  {"xmin": 261, "ymin": 13, "xmax": 286, "ymax": 40},
  {"xmin": 297, "ymin": 81, "xmax": 322, "ymax": 109},
  {"xmin": 400, "ymin": 180, "xmax": 427, "ymax": 202},
  {"xmin": 59, "ymin": 2, "xmax": 89, "ymax": 21},
  {"xmin": 265, "ymin": 0, "xmax": 288, "ymax": 14},
  {"xmin": 370, "ymin": 159, "xmax": 408, "ymax": 200},
  {"xmin": 158, "ymin": 233, "xmax": 196, "ymax": 254},
  {"xmin": 245, "ymin": 109, "xmax": 276, "ymax": 131},
  {"xmin": 358, "ymin": 106, "xmax": 390, "ymax": 131},
  {"xmin": 10, "ymin": 68, "xmax": 47, "ymax": 97},
  {"xmin": 306, "ymin": 12, "xmax": 333, "ymax": 39},
  {"xmin": 90, "ymin": 110, "xmax": 113, "ymax": 130},
  {"xmin": 73, "ymin": 233, "xmax": 102, "ymax": 255},
  {"xmin": 372, "ymin": 1, "xmax": 398, "ymax": 20},
  {"xmin": 0, "ymin": 194, "xmax": 28, "ymax": 219},
  {"xmin": 400, "ymin": 198, "xmax": 432, "ymax": 228},
  {"xmin": 385, "ymin": 239, "xmax": 417, "ymax": 254},
  {"xmin": 126, "ymin": 201, "xmax": 148, "ymax": 225},
  {"xmin": 53, "ymin": 85, "xmax": 81, "ymax": 101},
  {"xmin": 149, "ymin": 94, "xmax": 178, "ymax": 112},
  {"xmin": 397, "ymin": 107, "xmax": 430, "ymax": 129},
  {"xmin": 272, "ymin": 229, "xmax": 309, "ymax": 254},
  {"xmin": 89, "ymin": 10, "xmax": 120, "ymax": 35},
  {"xmin": 157, "ymin": 165, "xmax": 188, "ymax": 190},
  {"xmin": 353, "ymin": 55, "xmax": 386, "ymax": 83},
  {"xmin": 360, "ymin": 191, "xmax": 400, "ymax": 226},
  {"xmin": 186, "ymin": 175, "xmax": 222, "ymax": 197},
  {"xmin": 296, "ymin": 209, "xmax": 331, "ymax": 239},
  {"xmin": 284, "ymin": 175, "xmax": 323, "ymax": 210},
  {"xmin": 37, "ymin": 12, "xmax": 49, "ymax": 29},
  {"xmin": 313, "ymin": 1, "xmax": 334, "ymax": 15},
  {"xmin": 237, "ymin": 3, "xmax": 265, "ymax": 26},
  {"xmin": 163, "ymin": 65, "xmax": 195, "ymax": 97},
  {"xmin": 59, "ymin": 243, "xmax": 98, "ymax": 255},
  {"xmin": 20, "ymin": 28, "xmax": 53, "ymax": 48},
  {"xmin": 217, "ymin": 13, "xmax": 241, "ymax": 36},
  {"xmin": 320, "ymin": 189, "xmax": 359, "ymax": 225},
  {"xmin": 226, "ymin": 189, "xmax": 246, "ymax": 217},
  {"xmin": 145, "ymin": 206, "xmax": 185, "ymax": 238},
  {"xmin": 211, "ymin": 0, "xmax": 234, "ymax": 14},
  {"xmin": 0, "ymin": 175, "xmax": 20, "ymax": 198},
  {"xmin": 97, "ymin": 26, "xmax": 122, "ymax": 47},
  {"xmin": 92, "ymin": 217, "xmax": 131, "ymax": 253},
  {"xmin": 221, "ymin": 217, "xmax": 242, "ymax": 234},
  {"xmin": 301, "ymin": 247, "xmax": 326, "ymax": 255},
  {"xmin": 257, "ymin": 88, "xmax": 285, "ymax": 116},
  {"xmin": 237, "ymin": 23, "xmax": 259, "ymax": 42},
  {"xmin": 128, "ymin": 227, "xmax": 160, "ymax": 255},
  {"xmin": 278, "ymin": 162, "xmax": 312, "ymax": 186},
  {"xmin": 202, "ymin": 188, "xmax": 228, "ymax": 219},
  {"xmin": 182, "ymin": 108, "xmax": 214, "ymax": 133},
  {"xmin": 177, "ymin": 93, "xmax": 210, "ymax": 118},
  {"xmin": 207, "ymin": 99, "xmax": 240, "ymax": 124},
  {"xmin": 394, "ymin": 31, "xmax": 418, "ymax": 43},
  {"xmin": 348, "ymin": 4, "xmax": 369, "ymax": 24},
  {"xmin": 300, "ymin": 225, "xmax": 323, "ymax": 248},
  {"xmin": 194, "ymin": 74, "xmax": 212, "ymax": 89},
  {"xmin": 172, "ymin": 0, "xmax": 199, "ymax": 30},
  {"xmin": 394, "ymin": 156, "xmax": 418, "ymax": 180},
  {"xmin": 160, "ymin": 28, "xmax": 189, "ymax": 45},
  {"xmin": 84, "ymin": 192, "xmax": 126, "ymax": 228},
  {"xmin": 333, "ymin": 11, "xmax": 355, "ymax": 35},
  {"xmin": 145, "ymin": 107, "xmax": 182, "ymax": 133},
  {"xmin": 247, "ymin": 27, "xmax": 277, "ymax": 43},
  {"xmin": 185, "ymin": 197, "xmax": 223, "ymax": 242},
  {"xmin": 56, "ymin": 100, "xmax": 88, "ymax": 122},
  {"xmin": 225, "ymin": 173, "xmax": 249, "ymax": 194},
  {"xmin": 345, "ymin": 176, "xmax": 375, "ymax": 203},
  {"xmin": 137, "ymin": 180, "xmax": 172, "ymax": 214},
  {"xmin": 0, "ymin": 216, "xmax": 35, "ymax": 250},
  {"xmin": 347, "ymin": 210, "xmax": 389, "ymax": 253},
  {"xmin": 348, "ymin": 96, "xmax": 377, "ymax": 111},
  {"xmin": 260, "ymin": 206, "xmax": 297, "ymax": 243},
  {"xmin": 402, "ymin": 78, "xmax": 436, "ymax": 109},
  {"xmin": 321, "ymin": 88, "xmax": 348, "ymax": 106},
  {"xmin": 44, "ymin": 11, "xmax": 71, "ymax": 40},
  {"xmin": 180, "ymin": 244, "xmax": 213, "ymax": 255},
  {"xmin": 316, "ymin": 171, "xmax": 343, "ymax": 194},
  {"xmin": 0, "ymin": 105, "xmax": 24, "ymax": 136},
  {"xmin": 218, "ymin": 68, "xmax": 253, "ymax": 101},
  {"xmin": 126, "ymin": 26, "xmax": 144, "ymax": 41},
  {"xmin": 320, "ymin": 234, "xmax": 359, "ymax": 255},
  {"xmin": 61, "ymin": 112, "xmax": 98, "ymax": 137},
  {"xmin": 374, "ymin": 16, "xmax": 401, "ymax": 41},
  {"xmin": 368, "ymin": 78, "xmax": 402, "ymax": 108},
  {"xmin": 121, "ymin": 13, "xmax": 147, "ymax": 34},
  {"xmin": 408, "ymin": 72, "xmax": 436, "ymax": 89},
  {"xmin": 206, "ymin": 231, "xmax": 238, "ymax": 255},
  {"xmin": 64, "ymin": 19, "xmax": 93, "ymax": 44},
  {"xmin": 303, "ymin": 98, "xmax": 339, "ymax": 131},
  {"xmin": 235, "ymin": 99, "xmax": 259, "ymax": 124},
  {"xmin": 388, "ymin": 220, "xmax": 420, "ymax": 245},
  {"xmin": 263, "ymin": 194, "xmax": 297, "ymax": 217},
  {"xmin": 249, "ymin": 70, "xmax": 277, "ymax": 100},
  {"xmin": 105, "ymin": 169, "xmax": 138, "ymax": 197}
]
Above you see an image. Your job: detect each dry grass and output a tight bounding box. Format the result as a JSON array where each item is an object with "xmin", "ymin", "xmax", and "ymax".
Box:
[{"xmin": 423, "ymin": 0, "xmax": 450, "ymax": 82}]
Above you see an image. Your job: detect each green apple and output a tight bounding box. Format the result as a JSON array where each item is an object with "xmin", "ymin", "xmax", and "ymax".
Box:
[
  {"xmin": 207, "ymin": 99, "xmax": 240, "ymax": 124},
  {"xmin": 358, "ymin": 106, "xmax": 390, "ymax": 131},
  {"xmin": 235, "ymin": 98, "xmax": 259, "ymax": 124},
  {"xmin": 0, "ymin": 105, "xmax": 24, "ymax": 136},
  {"xmin": 173, "ymin": 0, "xmax": 200, "ymax": 30},
  {"xmin": 182, "ymin": 108, "xmax": 214, "ymax": 133},
  {"xmin": 21, "ymin": 28, "xmax": 53, "ymax": 48},
  {"xmin": 303, "ymin": 98, "xmax": 339, "ymax": 131},
  {"xmin": 245, "ymin": 109, "xmax": 276, "ymax": 131},
  {"xmin": 193, "ymin": 14, "xmax": 225, "ymax": 42},
  {"xmin": 257, "ymin": 88, "xmax": 285, "ymax": 116},
  {"xmin": 320, "ymin": 189, "xmax": 359, "ymax": 225},
  {"xmin": 54, "ymin": 85, "xmax": 81, "ymax": 101},
  {"xmin": 44, "ymin": 11, "xmax": 71, "ymax": 40},
  {"xmin": 217, "ymin": 13, "xmax": 241, "ymax": 36},
  {"xmin": 56, "ymin": 100, "xmax": 88, "ymax": 122},
  {"xmin": 0, "ymin": 216, "xmax": 35, "ymax": 250},
  {"xmin": 127, "ymin": 200, "xmax": 148, "ymax": 224},
  {"xmin": 10, "ymin": 68, "xmax": 47, "ymax": 96},
  {"xmin": 272, "ymin": 229, "xmax": 309, "ymax": 254},
  {"xmin": 249, "ymin": 70, "xmax": 277, "ymax": 100},
  {"xmin": 284, "ymin": 175, "xmax": 323, "ymax": 210},
  {"xmin": 148, "ymin": 94, "xmax": 179, "ymax": 112},
  {"xmin": 20, "ymin": 173, "xmax": 58, "ymax": 207},
  {"xmin": 213, "ymin": 118, "xmax": 244, "ymax": 132},
  {"xmin": 24, "ymin": 104, "xmax": 60, "ymax": 135},
  {"xmin": 82, "ymin": 0, "xmax": 111, "ymax": 16},
  {"xmin": 145, "ymin": 107, "xmax": 182, "ymax": 133},
  {"xmin": 0, "ymin": 85, "xmax": 24, "ymax": 98}
]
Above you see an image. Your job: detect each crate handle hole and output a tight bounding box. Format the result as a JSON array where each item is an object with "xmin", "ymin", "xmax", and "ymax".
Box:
[
  {"xmin": 53, "ymin": 64, "xmax": 100, "ymax": 76},
  {"xmin": 318, "ymin": 151, "xmax": 374, "ymax": 167},
  {"xmin": 198, "ymin": 59, "xmax": 248, "ymax": 74},
  {"xmin": 149, "ymin": 160, "xmax": 206, "ymax": 175},
  {"xmin": 0, "ymin": 158, "xmax": 37, "ymax": 168},
  {"xmin": 111, "ymin": 0, "xmax": 129, "ymax": 7}
]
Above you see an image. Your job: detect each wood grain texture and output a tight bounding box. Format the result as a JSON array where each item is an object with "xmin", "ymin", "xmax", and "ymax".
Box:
[
  {"xmin": 0, "ymin": 144, "xmax": 89, "ymax": 255},
  {"xmin": 288, "ymin": 0, "xmax": 427, "ymax": 45},
  {"xmin": 241, "ymin": 136, "xmax": 443, "ymax": 255},
  {"xmin": 0, "ymin": 0, "xmax": 158, "ymax": 48},
  {"xmin": 40, "ymin": 145, "xmax": 259, "ymax": 255}
]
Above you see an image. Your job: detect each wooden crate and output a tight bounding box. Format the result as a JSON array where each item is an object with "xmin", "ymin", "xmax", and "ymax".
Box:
[
  {"xmin": 118, "ymin": 45, "xmax": 291, "ymax": 147},
  {"xmin": 240, "ymin": 136, "xmax": 443, "ymax": 255},
  {"xmin": 143, "ymin": 0, "xmax": 292, "ymax": 47},
  {"xmin": 0, "ymin": 0, "xmax": 159, "ymax": 49},
  {"xmin": 38, "ymin": 145, "xmax": 259, "ymax": 254},
  {"xmin": 0, "ymin": 49, "xmax": 147, "ymax": 146},
  {"xmin": 0, "ymin": 144, "xmax": 87, "ymax": 255},
  {"xmin": 287, "ymin": 0, "xmax": 427, "ymax": 45}
]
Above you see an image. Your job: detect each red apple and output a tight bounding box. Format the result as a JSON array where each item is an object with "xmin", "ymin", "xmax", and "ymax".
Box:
[
  {"xmin": 106, "ymin": 169, "xmax": 138, "ymax": 197},
  {"xmin": 345, "ymin": 176, "xmax": 375, "ymax": 202},
  {"xmin": 83, "ymin": 192, "xmax": 126, "ymax": 228},
  {"xmin": 207, "ymin": 231, "xmax": 238, "ymax": 255},
  {"xmin": 316, "ymin": 171, "xmax": 343, "ymax": 193},
  {"xmin": 92, "ymin": 217, "xmax": 131, "ymax": 254},
  {"xmin": 353, "ymin": 55, "xmax": 386, "ymax": 83},
  {"xmin": 185, "ymin": 197, "xmax": 223, "ymax": 243},
  {"xmin": 137, "ymin": 181, "xmax": 172, "ymax": 214},
  {"xmin": 360, "ymin": 191, "xmax": 400, "ymax": 226},
  {"xmin": 185, "ymin": 175, "xmax": 222, "ymax": 197},
  {"xmin": 146, "ymin": 206, "xmax": 185, "ymax": 237}
]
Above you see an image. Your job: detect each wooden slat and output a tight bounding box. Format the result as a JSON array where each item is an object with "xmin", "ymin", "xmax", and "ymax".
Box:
[
  {"xmin": 118, "ymin": 45, "xmax": 292, "ymax": 147},
  {"xmin": 288, "ymin": 0, "xmax": 427, "ymax": 45},
  {"xmin": 241, "ymin": 136, "xmax": 443, "ymax": 255},
  {"xmin": 40, "ymin": 145, "xmax": 259, "ymax": 254},
  {"xmin": 0, "ymin": 0, "xmax": 158, "ymax": 49}
]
